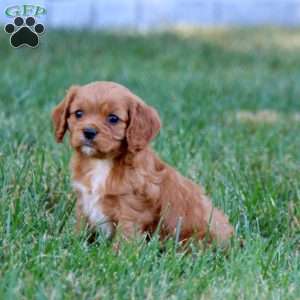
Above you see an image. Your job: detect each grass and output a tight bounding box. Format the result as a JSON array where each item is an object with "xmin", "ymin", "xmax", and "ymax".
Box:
[{"xmin": 0, "ymin": 27, "xmax": 300, "ymax": 299}]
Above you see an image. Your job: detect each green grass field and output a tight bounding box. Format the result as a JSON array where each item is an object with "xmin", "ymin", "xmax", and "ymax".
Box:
[{"xmin": 0, "ymin": 28, "xmax": 299, "ymax": 299}]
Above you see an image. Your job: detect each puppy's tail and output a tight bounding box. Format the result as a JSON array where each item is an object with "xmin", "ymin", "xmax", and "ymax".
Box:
[{"xmin": 201, "ymin": 197, "xmax": 234, "ymax": 245}]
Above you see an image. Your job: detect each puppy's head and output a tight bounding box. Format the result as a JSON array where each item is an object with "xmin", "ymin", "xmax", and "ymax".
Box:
[{"xmin": 52, "ymin": 81, "xmax": 161, "ymax": 158}]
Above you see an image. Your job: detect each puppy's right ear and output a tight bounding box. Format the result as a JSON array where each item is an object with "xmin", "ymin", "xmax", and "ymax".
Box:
[{"xmin": 52, "ymin": 86, "xmax": 78, "ymax": 143}]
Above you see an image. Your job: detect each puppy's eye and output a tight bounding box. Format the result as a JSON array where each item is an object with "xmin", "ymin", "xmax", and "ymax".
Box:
[
  {"xmin": 75, "ymin": 110, "xmax": 83, "ymax": 119},
  {"xmin": 107, "ymin": 114, "xmax": 119, "ymax": 125}
]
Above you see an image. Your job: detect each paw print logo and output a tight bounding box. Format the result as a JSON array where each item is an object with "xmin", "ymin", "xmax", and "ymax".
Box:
[{"xmin": 4, "ymin": 16, "xmax": 45, "ymax": 48}]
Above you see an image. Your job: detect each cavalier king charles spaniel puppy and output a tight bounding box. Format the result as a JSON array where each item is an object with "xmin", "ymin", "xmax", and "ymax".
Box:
[{"xmin": 52, "ymin": 81, "xmax": 233, "ymax": 245}]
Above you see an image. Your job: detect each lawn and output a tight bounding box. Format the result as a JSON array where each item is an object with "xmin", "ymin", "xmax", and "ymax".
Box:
[{"xmin": 0, "ymin": 27, "xmax": 299, "ymax": 299}]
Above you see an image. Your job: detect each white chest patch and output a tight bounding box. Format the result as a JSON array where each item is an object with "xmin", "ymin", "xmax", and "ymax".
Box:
[{"xmin": 72, "ymin": 159, "xmax": 113, "ymax": 238}]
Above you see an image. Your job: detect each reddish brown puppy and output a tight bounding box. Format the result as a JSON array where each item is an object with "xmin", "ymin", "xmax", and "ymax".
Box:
[{"xmin": 52, "ymin": 81, "xmax": 233, "ymax": 244}]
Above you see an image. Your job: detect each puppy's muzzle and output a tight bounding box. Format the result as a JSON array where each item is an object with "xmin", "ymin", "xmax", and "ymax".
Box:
[{"xmin": 83, "ymin": 128, "xmax": 97, "ymax": 140}]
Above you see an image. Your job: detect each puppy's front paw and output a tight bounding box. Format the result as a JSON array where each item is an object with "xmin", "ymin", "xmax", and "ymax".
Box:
[{"xmin": 112, "ymin": 241, "xmax": 121, "ymax": 254}]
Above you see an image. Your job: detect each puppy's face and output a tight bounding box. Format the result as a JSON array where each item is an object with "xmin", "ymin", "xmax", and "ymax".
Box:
[
  {"xmin": 52, "ymin": 82, "xmax": 161, "ymax": 158},
  {"xmin": 67, "ymin": 84, "xmax": 129, "ymax": 157}
]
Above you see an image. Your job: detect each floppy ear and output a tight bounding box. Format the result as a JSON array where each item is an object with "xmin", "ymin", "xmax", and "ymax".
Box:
[
  {"xmin": 126, "ymin": 100, "xmax": 161, "ymax": 152},
  {"xmin": 52, "ymin": 86, "xmax": 78, "ymax": 143}
]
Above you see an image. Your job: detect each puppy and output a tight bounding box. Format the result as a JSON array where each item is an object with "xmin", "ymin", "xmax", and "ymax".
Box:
[{"xmin": 52, "ymin": 81, "xmax": 233, "ymax": 245}]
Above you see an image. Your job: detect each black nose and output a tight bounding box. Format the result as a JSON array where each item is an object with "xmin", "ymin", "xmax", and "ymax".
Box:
[{"xmin": 83, "ymin": 128, "xmax": 97, "ymax": 140}]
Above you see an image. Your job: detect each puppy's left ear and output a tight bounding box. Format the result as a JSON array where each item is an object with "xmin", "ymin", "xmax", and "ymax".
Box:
[
  {"xmin": 126, "ymin": 100, "xmax": 161, "ymax": 152},
  {"xmin": 52, "ymin": 86, "xmax": 78, "ymax": 143}
]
